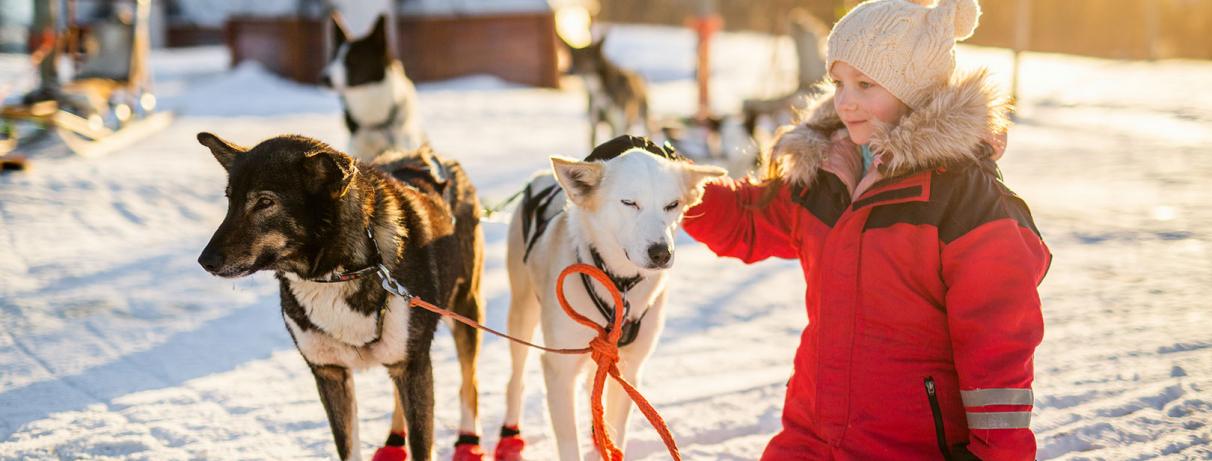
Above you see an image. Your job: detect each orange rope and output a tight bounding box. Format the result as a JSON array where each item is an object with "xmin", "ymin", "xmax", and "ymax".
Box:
[{"xmin": 406, "ymin": 263, "xmax": 680, "ymax": 461}]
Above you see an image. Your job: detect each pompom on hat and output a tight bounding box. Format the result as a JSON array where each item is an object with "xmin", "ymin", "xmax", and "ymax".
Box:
[{"xmin": 826, "ymin": 0, "xmax": 982, "ymax": 109}]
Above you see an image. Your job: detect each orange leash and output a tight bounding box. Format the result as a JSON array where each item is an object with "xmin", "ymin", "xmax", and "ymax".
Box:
[{"xmin": 405, "ymin": 263, "xmax": 680, "ymax": 461}]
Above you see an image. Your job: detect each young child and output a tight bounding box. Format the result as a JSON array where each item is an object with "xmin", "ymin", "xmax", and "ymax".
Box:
[{"xmin": 682, "ymin": 0, "xmax": 1050, "ymax": 459}]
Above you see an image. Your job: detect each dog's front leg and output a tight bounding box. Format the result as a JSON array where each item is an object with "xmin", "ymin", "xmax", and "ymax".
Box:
[
  {"xmin": 311, "ymin": 364, "xmax": 362, "ymax": 461},
  {"xmin": 390, "ymin": 356, "xmax": 435, "ymax": 461},
  {"xmin": 542, "ymin": 352, "xmax": 585, "ymax": 461}
]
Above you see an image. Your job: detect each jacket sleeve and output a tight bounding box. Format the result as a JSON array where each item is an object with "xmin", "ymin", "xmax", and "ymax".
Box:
[
  {"xmin": 941, "ymin": 192, "xmax": 1051, "ymax": 461},
  {"xmin": 682, "ymin": 177, "xmax": 799, "ymax": 263}
]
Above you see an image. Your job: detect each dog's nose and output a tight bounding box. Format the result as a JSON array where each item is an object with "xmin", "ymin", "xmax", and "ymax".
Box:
[
  {"xmin": 647, "ymin": 243, "xmax": 672, "ymax": 267},
  {"xmin": 198, "ymin": 252, "xmax": 223, "ymax": 273}
]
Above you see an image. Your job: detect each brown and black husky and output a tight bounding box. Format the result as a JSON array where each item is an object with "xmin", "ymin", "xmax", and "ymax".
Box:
[
  {"xmin": 568, "ymin": 36, "xmax": 651, "ymax": 149},
  {"xmin": 196, "ymin": 132, "xmax": 485, "ymax": 461}
]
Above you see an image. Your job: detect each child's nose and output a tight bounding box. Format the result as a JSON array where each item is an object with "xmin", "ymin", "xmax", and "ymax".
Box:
[{"xmin": 835, "ymin": 91, "xmax": 857, "ymax": 112}]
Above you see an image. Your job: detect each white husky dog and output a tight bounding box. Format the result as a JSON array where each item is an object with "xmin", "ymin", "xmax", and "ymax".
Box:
[
  {"xmin": 321, "ymin": 13, "xmax": 426, "ymax": 162},
  {"xmin": 493, "ymin": 137, "xmax": 726, "ymax": 461}
]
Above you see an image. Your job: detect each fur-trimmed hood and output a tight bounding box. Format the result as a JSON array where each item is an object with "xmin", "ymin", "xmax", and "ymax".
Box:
[{"xmin": 771, "ymin": 70, "xmax": 1011, "ymax": 187}]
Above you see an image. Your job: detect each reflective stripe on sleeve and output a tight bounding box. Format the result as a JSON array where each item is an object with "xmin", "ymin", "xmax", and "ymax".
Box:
[
  {"xmin": 960, "ymin": 388, "xmax": 1034, "ymax": 407},
  {"xmin": 966, "ymin": 411, "xmax": 1032, "ymax": 430}
]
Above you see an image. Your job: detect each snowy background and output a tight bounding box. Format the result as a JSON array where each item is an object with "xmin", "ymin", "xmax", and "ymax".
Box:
[{"xmin": 1, "ymin": 24, "xmax": 1211, "ymax": 460}]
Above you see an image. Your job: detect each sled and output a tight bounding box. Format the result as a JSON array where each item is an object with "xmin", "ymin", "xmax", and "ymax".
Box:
[{"xmin": 0, "ymin": 0, "xmax": 169, "ymax": 165}]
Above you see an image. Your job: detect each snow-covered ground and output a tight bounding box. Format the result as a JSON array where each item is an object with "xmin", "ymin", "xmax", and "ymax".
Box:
[{"xmin": 1, "ymin": 25, "xmax": 1210, "ymax": 460}]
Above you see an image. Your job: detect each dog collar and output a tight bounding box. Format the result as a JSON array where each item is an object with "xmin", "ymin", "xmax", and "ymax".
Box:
[
  {"xmin": 305, "ymin": 226, "xmax": 409, "ymax": 347},
  {"xmin": 308, "ymin": 227, "xmax": 384, "ymax": 283}
]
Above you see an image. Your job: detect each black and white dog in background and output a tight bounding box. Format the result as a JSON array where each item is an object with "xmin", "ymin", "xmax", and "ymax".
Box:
[
  {"xmin": 317, "ymin": 13, "xmax": 489, "ymax": 461},
  {"xmin": 322, "ymin": 14, "xmax": 426, "ymax": 162}
]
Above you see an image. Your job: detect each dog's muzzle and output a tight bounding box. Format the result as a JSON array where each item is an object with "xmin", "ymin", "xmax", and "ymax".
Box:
[{"xmin": 646, "ymin": 243, "xmax": 672, "ymax": 269}]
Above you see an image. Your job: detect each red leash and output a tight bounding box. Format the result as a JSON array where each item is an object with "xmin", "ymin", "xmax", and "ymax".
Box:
[{"xmin": 405, "ymin": 263, "xmax": 680, "ymax": 461}]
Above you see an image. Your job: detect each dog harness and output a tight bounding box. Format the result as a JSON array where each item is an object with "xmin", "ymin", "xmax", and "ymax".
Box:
[
  {"xmin": 377, "ymin": 147, "xmax": 460, "ymax": 226},
  {"xmin": 518, "ymin": 135, "xmax": 683, "ymax": 346},
  {"xmin": 519, "ymin": 181, "xmax": 562, "ymax": 263},
  {"xmin": 578, "ymin": 246, "xmax": 648, "ymax": 347}
]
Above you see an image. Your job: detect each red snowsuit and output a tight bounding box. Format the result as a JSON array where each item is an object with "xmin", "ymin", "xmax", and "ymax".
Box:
[{"xmin": 683, "ymin": 72, "xmax": 1050, "ymax": 460}]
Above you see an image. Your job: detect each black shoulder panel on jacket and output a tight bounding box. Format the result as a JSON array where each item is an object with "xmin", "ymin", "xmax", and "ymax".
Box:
[
  {"xmin": 864, "ymin": 160, "xmax": 1042, "ymax": 244},
  {"xmin": 790, "ymin": 173, "xmax": 851, "ymax": 227},
  {"xmin": 935, "ymin": 161, "xmax": 1041, "ymax": 243}
]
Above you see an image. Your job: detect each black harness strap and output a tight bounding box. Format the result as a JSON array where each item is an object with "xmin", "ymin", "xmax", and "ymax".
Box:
[
  {"xmin": 579, "ymin": 246, "xmax": 647, "ymax": 347},
  {"xmin": 520, "ymin": 182, "xmax": 562, "ymax": 263},
  {"xmin": 384, "ymin": 149, "xmax": 459, "ymax": 224},
  {"xmin": 419, "ymin": 154, "xmax": 458, "ymax": 216},
  {"xmin": 585, "ymin": 134, "xmax": 684, "ymax": 163}
]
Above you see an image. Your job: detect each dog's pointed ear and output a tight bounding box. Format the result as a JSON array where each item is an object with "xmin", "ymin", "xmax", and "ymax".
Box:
[
  {"xmin": 304, "ymin": 149, "xmax": 359, "ymax": 199},
  {"xmin": 369, "ymin": 14, "xmax": 389, "ymax": 51},
  {"xmin": 683, "ymin": 163, "xmax": 728, "ymax": 189},
  {"xmin": 330, "ymin": 12, "xmax": 349, "ymax": 49},
  {"xmin": 551, "ymin": 156, "xmax": 605, "ymax": 207},
  {"xmin": 197, "ymin": 132, "xmax": 246, "ymax": 171}
]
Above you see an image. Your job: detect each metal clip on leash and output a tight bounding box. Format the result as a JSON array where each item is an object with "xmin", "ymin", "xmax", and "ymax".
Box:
[{"xmin": 377, "ymin": 264, "xmax": 413, "ymax": 300}]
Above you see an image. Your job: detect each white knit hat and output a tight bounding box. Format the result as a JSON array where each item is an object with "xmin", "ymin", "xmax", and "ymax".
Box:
[{"xmin": 826, "ymin": 0, "xmax": 982, "ymax": 109}]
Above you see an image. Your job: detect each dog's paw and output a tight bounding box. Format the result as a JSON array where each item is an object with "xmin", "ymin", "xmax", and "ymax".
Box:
[
  {"xmin": 372, "ymin": 445, "xmax": 408, "ymax": 461},
  {"xmin": 452, "ymin": 442, "xmax": 485, "ymax": 461},
  {"xmin": 492, "ymin": 435, "xmax": 525, "ymax": 461}
]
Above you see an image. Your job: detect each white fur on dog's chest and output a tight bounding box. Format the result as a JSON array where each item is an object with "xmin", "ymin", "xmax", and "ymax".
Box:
[{"xmin": 283, "ymin": 274, "xmax": 412, "ymax": 369}]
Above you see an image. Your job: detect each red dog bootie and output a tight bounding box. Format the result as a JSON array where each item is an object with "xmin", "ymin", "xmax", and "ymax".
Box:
[
  {"xmin": 493, "ymin": 426, "xmax": 525, "ymax": 461},
  {"xmin": 453, "ymin": 433, "xmax": 485, "ymax": 461},
  {"xmin": 372, "ymin": 431, "xmax": 408, "ymax": 461}
]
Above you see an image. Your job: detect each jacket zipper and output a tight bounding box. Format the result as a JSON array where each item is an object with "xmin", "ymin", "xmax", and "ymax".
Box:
[{"xmin": 924, "ymin": 376, "xmax": 954, "ymax": 461}]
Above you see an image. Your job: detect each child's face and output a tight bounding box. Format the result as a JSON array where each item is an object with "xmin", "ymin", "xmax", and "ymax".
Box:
[{"xmin": 830, "ymin": 61, "xmax": 909, "ymax": 145}]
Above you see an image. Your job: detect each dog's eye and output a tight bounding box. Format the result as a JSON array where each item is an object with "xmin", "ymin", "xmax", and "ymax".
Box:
[
  {"xmin": 253, "ymin": 197, "xmax": 275, "ymax": 211},
  {"xmin": 664, "ymin": 200, "xmax": 680, "ymax": 211},
  {"xmin": 620, "ymin": 199, "xmax": 639, "ymax": 209}
]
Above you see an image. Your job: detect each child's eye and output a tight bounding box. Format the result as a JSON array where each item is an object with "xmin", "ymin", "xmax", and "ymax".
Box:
[
  {"xmin": 830, "ymin": 79, "xmax": 843, "ymax": 89},
  {"xmin": 858, "ymin": 81, "xmax": 872, "ymax": 90}
]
